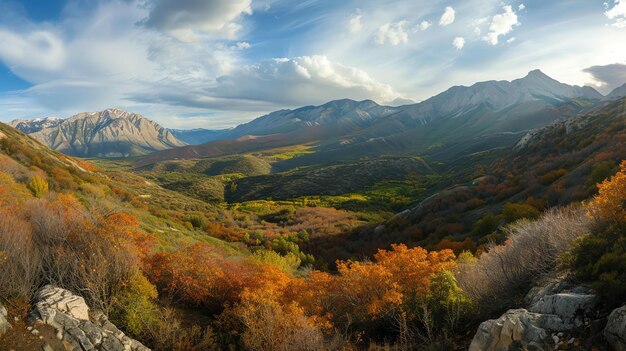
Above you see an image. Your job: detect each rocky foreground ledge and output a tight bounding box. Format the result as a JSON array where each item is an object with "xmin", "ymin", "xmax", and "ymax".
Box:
[
  {"xmin": 469, "ymin": 278, "xmax": 626, "ymax": 351},
  {"xmin": 0, "ymin": 285, "xmax": 150, "ymax": 351}
]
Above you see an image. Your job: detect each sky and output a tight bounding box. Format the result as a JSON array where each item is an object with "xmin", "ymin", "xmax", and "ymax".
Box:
[{"xmin": 0, "ymin": 0, "xmax": 625, "ymax": 129}]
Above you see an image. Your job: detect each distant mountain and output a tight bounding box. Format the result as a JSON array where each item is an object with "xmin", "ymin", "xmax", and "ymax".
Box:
[
  {"xmin": 137, "ymin": 70, "xmax": 604, "ymax": 167},
  {"xmin": 22, "ymin": 109, "xmax": 186, "ymax": 157},
  {"xmin": 9, "ymin": 117, "xmax": 64, "ymax": 134},
  {"xmin": 226, "ymin": 99, "xmax": 398, "ymax": 138},
  {"xmin": 390, "ymin": 69, "xmax": 601, "ymax": 124},
  {"xmin": 605, "ymin": 83, "xmax": 626, "ymax": 100},
  {"xmin": 169, "ymin": 128, "xmax": 231, "ymax": 145}
]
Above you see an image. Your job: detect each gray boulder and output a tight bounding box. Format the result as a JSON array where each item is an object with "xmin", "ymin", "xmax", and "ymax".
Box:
[
  {"xmin": 529, "ymin": 292, "xmax": 597, "ymax": 328},
  {"xmin": 30, "ymin": 285, "xmax": 150, "ymax": 351},
  {"xmin": 605, "ymin": 306, "xmax": 626, "ymax": 351},
  {"xmin": 469, "ymin": 280, "xmax": 597, "ymax": 351},
  {"xmin": 34, "ymin": 285, "xmax": 90, "ymax": 321},
  {"xmin": 469, "ymin": 309, "xmax": 557, "ymax": 351},
  {"xmin": 0, "ymin": 303, "xmax": 11, "ymax": 337}
]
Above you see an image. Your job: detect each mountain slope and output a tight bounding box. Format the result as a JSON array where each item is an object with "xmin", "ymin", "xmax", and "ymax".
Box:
[
  {"xmin": 169, "ymin": 128, "xmax": 231, "ymax": 145},
  {"xmin": 226, "ymin": 99, "xmax": 398, "ymax": 138},
  {"xmin": 9, "ymin": 117, "xmax": 64, "ymax": 134},
  {"xmin": 605, "ymin": 83, "xmax": 626, "ymax": 100},
  {"xmin": 22, "ymin": 109, "xmax": 186, "ymax": 157},
  {"xmin": 307, "ymin": 97, "xmax": 626, "ymax": 263},
  {"xmin": 137, "ymin": 70, "xmax": 603, "ymax": 168}
]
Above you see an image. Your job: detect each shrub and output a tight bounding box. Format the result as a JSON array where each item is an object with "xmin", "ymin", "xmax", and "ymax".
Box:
[
  {"xmin": 458, "ymin": 206, "xmax": 590, "ymax": 314},
  {"xmin": 590, "ymin": 160, "xmax": 617, "ymax": 185},
  {"xmin": 144, "ymin": 308, "xmax": 219, "ymax": 351},
  {"xmin": 147, "ymin": 242, "xmax": 257, "ymax": 310},
  {"xmin": 0, "ymin": 208, "xmax": 40, "ymax": 299},
  {"xmin": 472, "ymin": 213, "xmax": 499, "ymax": 236},
  {"xmin": 502, "ymin": 202, "xmax": 540, "ymax": 222},
  {"xmin": 184, "ymin": 214, "xmax": 207, "ymax": 229},
  {"xmin": 571, "ymin": 161, "xmax": 626, "ymax": 304},
  {"xmin": 28, "ymin": 174, "xmax": 48, "ymax": 198},
  {"xmin": 110, "ymin": 271, "xmax": 159, "ymax": 337},
  {"xmin": 253, "ymin": 250, "xmax": 301, "ymax": 272},
  {"xmin": 235, "ymin": 292, "xmax": 329, "ymax": 351},
  {"xmin": 25, "ymin": 195, "xmax": 145, "ymax": 312}
]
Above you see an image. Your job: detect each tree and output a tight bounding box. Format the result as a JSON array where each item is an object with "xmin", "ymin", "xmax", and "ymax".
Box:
[
  {"xmin": 28, "ymin": 174, "xmax": 48, "ymax": 198},
  {"xmin": 590, "ymin": 160, "xmax": 626, "ymax": 223}
]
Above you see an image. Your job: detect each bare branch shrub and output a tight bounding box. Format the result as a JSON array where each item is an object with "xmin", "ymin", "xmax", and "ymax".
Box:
[
  {"xmin": 0, "ymin": 209, "xmax": 41, "ymax": 299},
  {"xmin": 457, "ymin": 206, "xmax": 590, "ymax": 314}
]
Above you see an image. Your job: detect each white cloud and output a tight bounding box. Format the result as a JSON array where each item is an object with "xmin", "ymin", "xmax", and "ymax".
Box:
[
  {"xmin": 518, "ymin": 4, "xmax": 526, "ymax": 11},
  {"xmin": 417, "ymin": 20, "xmax": 431, "ymax": 31},
  {"xmin": 483, "ymin": 5, "xmax": 519, "ymax": 45},
  {"xmin": 157, "ymin": 55, "xmax": 408, "ymax": 107},
  {"xmin": 375, "ymin": 21, "xmax": 409, "ymax": 46},
  {"xmin": 142, "ymin": 0, "xmax": 253, "ymax": 41},
  {"xmin": 0, "ymin": 29, "xmax": 65, "ymax": 81},
  {"xmin": 605, "ymin": 0, "xmax": 626, "ymax": 28},
  {"xmin": 233, "ymin": 41, "xmax": 251, "ymax": 50},
  {"xmin": 506, "ymin": 37, "xmax": 516, "ymax": 43},
  {"xmin": 348, "ymin": 10, "xmax": 362, "ymax": 33},
  {"xmin": 439, "ymin": 7, "xmax": 456, "ymax": 26},
  {"xmin": 453, "ymin": 37, "xmax": 465, "ymax": 49}
]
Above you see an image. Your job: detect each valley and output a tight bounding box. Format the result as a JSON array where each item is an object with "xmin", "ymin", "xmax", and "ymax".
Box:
[{"xmin": 1, "ymin": 70, "xmax": 625, "ymax": 351}]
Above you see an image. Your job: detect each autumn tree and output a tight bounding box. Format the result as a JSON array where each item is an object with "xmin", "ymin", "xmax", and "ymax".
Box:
[
  {"xmin": 573, "ymin": 160, "xmax": 626, "ymax": 304},
  {"xmin": 589, "ymin": 160, "xmax": 626, "ymax": 222},
  {"xmin": 28, "ymin": 174, "xmax": 48, "ymax": 198}
]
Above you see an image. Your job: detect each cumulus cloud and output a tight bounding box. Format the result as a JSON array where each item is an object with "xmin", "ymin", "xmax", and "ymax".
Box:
[
  {"xmin": 416, "ymin": 20, "xmax": 431, "ymax": 31},
  {"xmin": 439, "ymin": 7, "xmax": 455, "ymax": 26},
  {"xmin": 583, "ymin": 63, "xmax": 626, "ymax": 93},
  {"xmin": 348, "ymin": 10, "xmax": 362, "ymax": 33},
  {"xmin": 518, "ymin": 4, "xmax": 526, "ymax": 10},
  {"xmin": 142, "ymin": 0, "xmax": 253, "ymax": 41},
  {"xmin": 0, "ymin": 0, "xmax": 412, "ymax": 125},
  {"xmin": 375, "ymin": 21, "xmax": 409, "ymax": 45},
  {"xmin": 452, "ymin": 37, "xmax": 465, "ymax": 49},
  {"xmin": 143, "ymin": 56, "xmax": 408, "ymax": 108},
  {"xmin": 483, "ymin": 5, "xmax": 519, "ymax": 45},
  {"xmin": 605, "ymin": 0, "xmax": 626, "ymax": 28}
]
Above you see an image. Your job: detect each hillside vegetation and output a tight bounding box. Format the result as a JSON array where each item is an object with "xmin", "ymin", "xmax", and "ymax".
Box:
[{"xmin": 3, "ymin": 116, "xmax": 625, "ymax": 349}]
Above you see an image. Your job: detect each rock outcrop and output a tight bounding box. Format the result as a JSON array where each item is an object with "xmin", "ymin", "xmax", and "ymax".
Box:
[
  {"xmin": 605, "ymin": 306, "xmax": 626, "ymax": 351},
  {"xmin": 469, "ymin": 308, "xmax": 561, "ymax": 351},
  {"xmin": 469, "ymin": 279, "xmax": 597, "ymax": 351},
  {"xmin": 29, "ymin": 285, "xmax": 150, "ymax": 351},
  {"xmin": 0, "ymin": 303, "xmax": 10, "ymax": 337}
]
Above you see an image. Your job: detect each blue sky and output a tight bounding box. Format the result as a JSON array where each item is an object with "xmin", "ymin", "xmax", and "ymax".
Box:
[{"xmin": 0, "ymin": 0, "xmax": 625, "ymax": 128}]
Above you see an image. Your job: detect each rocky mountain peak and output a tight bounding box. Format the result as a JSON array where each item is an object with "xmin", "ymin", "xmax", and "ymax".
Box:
[{"xmin": 14, "ymin": 109, "xmax": 186, "ymax": 157}]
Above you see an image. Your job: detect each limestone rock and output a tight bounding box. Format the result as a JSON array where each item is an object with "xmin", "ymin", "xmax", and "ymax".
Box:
[
  {"xmin": 30, "ymin": 285, "xmax": 150, "ymax": 351},
  {"xmin": 34, "ymin": 285, "xmax": 90, "ymax": 320},
  {"xmin": 469, "ymin": 309, "xmax": 561, "ymax": 351},
  {"xmin": 0, "ymin": 303, "xmax": 11, "ymax": 337},
  {"xmin": 529, "ymin": 292, "xmax": 597, "ymax": 328},
  {"xmin": 470, "ymin": 279, "xmax": 598, "ymax": 351},
  {"xmin": 605, "ymin": 306, "xmax": 626, "ymax": 351}
]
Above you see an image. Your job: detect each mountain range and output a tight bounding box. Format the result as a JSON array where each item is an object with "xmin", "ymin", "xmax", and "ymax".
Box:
[
  {"xmin": 8, "ymin": 70, "xmax": 626, "ymax": 162},
  {"xmin": 137, "ymin": 70, "xmax": 625, "ymax": 167}
]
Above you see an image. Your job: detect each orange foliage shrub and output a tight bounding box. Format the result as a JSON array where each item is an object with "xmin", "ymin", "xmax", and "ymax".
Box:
[
  {"xmin": 375, "ymin": 245, "xmax": 455, "ymax": 296},
  {"xmin": 590, "ymin": 160, "xmax": 626, "ymax": 222},
  {"xmin": 147, "ymin": 242, "xmax": 258, "ymax": 310}
]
